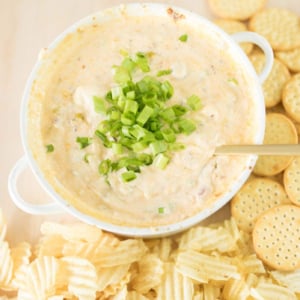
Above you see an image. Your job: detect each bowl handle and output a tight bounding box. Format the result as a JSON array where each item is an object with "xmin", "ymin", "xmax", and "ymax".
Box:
[
  {"xmin": 8, "ymin": 156, "xmax": 64, "ymax": 215},
  {"xmin": 231, "ymin": 31, "xmax": 274, "ymax": 84}
]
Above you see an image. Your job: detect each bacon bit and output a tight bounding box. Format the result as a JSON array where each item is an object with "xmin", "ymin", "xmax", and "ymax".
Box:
[{"xmin": 167, "ymin": 7, "xmax": 185, "ymax": 21}]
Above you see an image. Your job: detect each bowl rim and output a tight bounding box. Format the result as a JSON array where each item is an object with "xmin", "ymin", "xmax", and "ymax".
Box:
[{"xmin": 19, "ymin": 2, "xmax": 266, "ymax": 238}]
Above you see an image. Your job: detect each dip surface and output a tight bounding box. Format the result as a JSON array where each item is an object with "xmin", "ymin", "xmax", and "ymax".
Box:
[{"xmin": 27, "ymin": 11, "xmax": 261, "ymax": 227}]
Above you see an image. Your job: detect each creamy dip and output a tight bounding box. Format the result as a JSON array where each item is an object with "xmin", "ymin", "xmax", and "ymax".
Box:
[{"xmin": 27, "ymin": 11, "xmax": 260, "ymax": 227}]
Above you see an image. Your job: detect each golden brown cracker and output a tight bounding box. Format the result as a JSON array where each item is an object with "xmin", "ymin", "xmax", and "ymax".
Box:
[
  {"xmin": 249, "ymin": 53, "xmax": 291, "ymax": 108},
  {"xmin": 252, "ymin": 204, "xmax": 300, "ymax": 271},
  {"xmin": 208, "ymin": 0, "xmax": 266, "ymax": 21},
  {"xmin": 282, "ymin": 73, "xmax": 300, "ymax": 123},
  {"xmin": 214, "ymin": 19, "xmax": 253, "ymax": 54},
  {"xmin": 253, "ymin": 113, "xmax": 298, "ymax": 176},
  {"xmin": 231, "ymin": 178, "xmax": 290, "ymax": 233},
  {"xmin": 284, "ymin": 157, "xmax": 300, "ymax": 206},
  {"xmin": 276, "ymin": 47, "xmax": 300, "ymax": 73},
  {"xmin": 249, "ymin": 8, "xmax": 300, "ymax": 51}
]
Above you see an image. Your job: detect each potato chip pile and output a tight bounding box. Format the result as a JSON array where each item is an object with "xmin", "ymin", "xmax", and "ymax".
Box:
[
  {"xmin": 2, "ymin": 0, "xmax": 300, "ymax": 299},
  {"xmin": 0, "ymin": 208, "xmax": 299, "ymax": 299}
]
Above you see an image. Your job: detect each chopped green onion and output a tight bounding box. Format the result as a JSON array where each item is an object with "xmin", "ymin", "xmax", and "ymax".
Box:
[
  {"xmin": 161, "ymin": 81, "xmax": 174, "ymax": 99},
  {"xmin": 111, "ymin": 86, "xmax": 123, "ymax": 100},
  {"xmin": 83, "ymin": 153, "xmax": 90, "ymax": 163},
  {"xmin": 88, "ymin": 51, "xmax": 203, "ymax": 182},
  {"xmin": 154, "ymin": 153, "xmax": 170, "ymax": 169},
  {"xmin": 94, "ymin": 131, "xmax": 111, "ymax": 148},
  {"xmin": 161, "ymin": 128, "xmax": 176, "ymax": 143},
  {"xmin": 135, "ymin": 52, "xmax": 150, "ymax": 72},
  {"xmin": 150, "ymin": 140, "xmax": 168, "ymax": 156},
  {"xmin": 136, "ymin": 106, "xmax": 154, "ymax": 125},
  {"xmin": 187, "ymin": 94, "xmax": 202, "ymax": 111},
  {"xmin": 228, "ymin": 78, "xmax": 238, "ymax": 85},
  {"xmin": 97, "ymin": 120, "xmax": 111, "ymax": 134},
  {"xmin": 131, "ymin": 141, "xmax": 147, "ymax": 152},
  {"xmin": 178, "ymin": 119, "xmax": 197, "ymax": 135},
  {"xmin": 112, "ymin": 143, "xmax": 123, "ymax": 155},
  {"xmin": 160, "ymin": 107, "xmax": 176, "ymax": 122},
  {"xmin": 124, "ymin": 99, "xmax": 138, "ymax": 115},
  {"xmin": 121, "ymin": 57, "xmax": 136, "ymax": 73},
  {"xmin": 126, "ymin": 90, "xmax": 135, "ymax": 99},
  {"xmin": 76, "ymin": 137, "xmax": 92, "ymax": 149},
  {"xmin": 46, "ymin": 144, "xmax": 54, "ymax": 153},
  {"xmin": 169, "ymin": 142, "xmax": 186, "ymax": 151},
  {"xmin": 179, "ymin": 34, "xmax": 188, "ymax": 42},
  {"xmin": 121, "ymin": 171, "xmax": 137, "ymax": 182},
  {"xmin": 157, "ymin": 69, "xmax": 172, "ymax": 77},
  {"xmin": 93, "ymin": 96, "xmax": 106, "ymax": 113},
  {"xmin": 98, "ymin": 159, "xmax": 111, "ymax": 175},
  {"xmin": 114, "ymin": 66, "xmax": 131, "ymax": 84},
  {"xmin": 172, "ymin": 104, "xmax": 188, "ymax": 117},
  {"xmin": 137, "ymin": 153, "xmax": 153, "ymax": 165},
  {"xmin": 121, "ymin": 112, "xmax": 135, "ymax": 125},
  {"xmin": 158, "ymin": 207, "xmax": 164, "ymax": 214}
]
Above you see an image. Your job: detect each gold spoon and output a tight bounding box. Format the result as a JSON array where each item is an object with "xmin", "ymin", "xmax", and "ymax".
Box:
[{"xmin": 215, "ymin": 144, "xmax": 300, "ymax": 155}]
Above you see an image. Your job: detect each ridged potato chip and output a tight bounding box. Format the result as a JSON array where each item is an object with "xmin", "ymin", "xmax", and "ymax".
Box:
[
  {"xmin": 61, "ymin": 256, "xmax": 98, "ymax": 300},
  {"xmin": 156, "ymin": 262, "xmax": 194, "ymax": 300},
  {"xmin": 176, "ymin": 250, "xmax": 240, "ymax": 283},
  {"xmin": 0, "ymin": 209, "xmax": 7, "ymax": 241},
  {"xmin": 40, "ymin": 222, "xmax": 102, "ymax": 243},
  {"xmin": 250, "ymin": 282, "xmax": 297, "ymax": 300},
  {"xmin": 130, "ymin": 254, "xmax": 164, "ymax": 294},
  {"xmin": 270, "ymin": 269, "xmax": 300, "ymax": 293},
  {"xmin": 17, "ymin": 256, "xmax": 61, "ymax": 300},
  {"xmin": 222, "ymin": 278, "xmax": 250, "ymax": 300},
  {"xmin": 0, "ymin": 241, "xmax": 13, "ymax": 289}
]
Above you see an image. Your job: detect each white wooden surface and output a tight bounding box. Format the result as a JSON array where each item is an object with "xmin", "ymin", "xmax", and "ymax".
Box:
[{"xmin": 1, "ymin": 0, "xmax": 298, "ymax": 246}]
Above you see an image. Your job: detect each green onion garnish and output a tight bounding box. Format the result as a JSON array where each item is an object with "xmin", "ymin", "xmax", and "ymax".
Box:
[
  {"xmin": 93, "ymin": 96, "xmax": 106, "ymax": 113},
  {"xmin": 157, "ymin": 69, "xmax": 172, "ymax": 77},
  {"xmin": 187, "ymin": 94, "xmax": 202, "ymax": 111},
  {"xmin": 76, "ymin": 51, "xmax": 203, "ymax": 182},
  {"xmin": 76, "ymin": 137, "xmax": 92, "ymax": 149},
  {"xmin": 154, "ymin": 153, "xmax": 170, "ymax": 169},
  {"xmin": 158, "ymin": 207, "xmax": 164, "ymax": 214},
  {"xmin": 46, "ymin": 144, "xmax": 54, "ymax": 153},
  {"xmin": 179, "ymin": 34, "xmax": 188, "ymax": 42},
  {"xmin": 122, "ymin": 171, "xmax": 137, "ymax": 182}
]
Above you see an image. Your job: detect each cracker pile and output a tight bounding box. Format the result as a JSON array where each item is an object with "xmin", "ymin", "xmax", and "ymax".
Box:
[{"xmin": 1, "ymin": 1, "xmax": 300, "ymax": 299}]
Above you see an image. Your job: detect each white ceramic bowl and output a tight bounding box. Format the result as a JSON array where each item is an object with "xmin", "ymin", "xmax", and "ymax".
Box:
[{"xmin": 8, "ymin": 3, "xmax": 273, "ymax": 238}]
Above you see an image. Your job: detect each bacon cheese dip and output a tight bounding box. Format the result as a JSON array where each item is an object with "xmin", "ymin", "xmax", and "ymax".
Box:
[{"xmin": 27, "ymin": 11, "xmax": 261, "ymax": 227}]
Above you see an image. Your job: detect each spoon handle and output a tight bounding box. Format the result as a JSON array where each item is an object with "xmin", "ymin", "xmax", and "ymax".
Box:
[{"xmin": 215, "ymin": 144, "xmax": 300, "ymax": 155}]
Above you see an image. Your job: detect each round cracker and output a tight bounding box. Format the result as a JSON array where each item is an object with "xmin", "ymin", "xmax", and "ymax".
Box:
[
  {"xmin": 253, "ymin": 204, "xmax": 300, "ymax": 271},
  {"xmin": 276, "ymin": 47, "xmax": 300, "ymax": 73},
  {"xmin": 208, "ymin": 0, "xmax": 266, "ymax": 21},
  {"xmin": 284, "ymin": 157, "xmax": 300, "ymax": 206},
  {"xmin": 249, "ymin": 8, "xmax": 300, "ymax": 51},
  {"xmin": 282, "ymin": 74, "xmax": 300, "ymax": 123},
  {"xmin": 214, "ymin": 19, "xmax": 253, "ymax": 54},
  {"xmin": 253, "ymin": 113, "xmax": 298, "ymax": 176},
  {"xmin": 231, "ymin": 178, "xmax": 291, "ymax": 232},
  {"xmin": 249, "ymin": 54, "xmax": 291, "ymax": 108}
]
